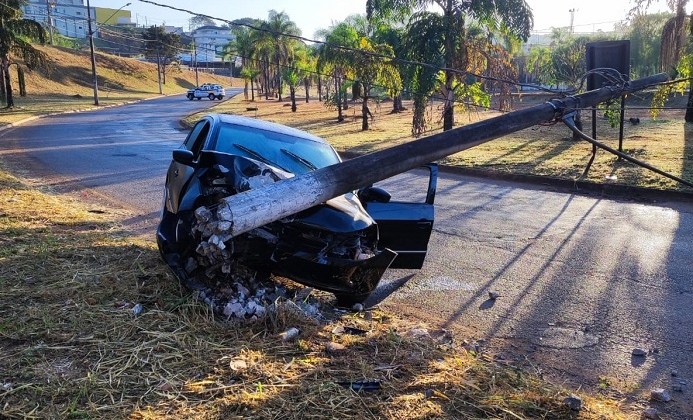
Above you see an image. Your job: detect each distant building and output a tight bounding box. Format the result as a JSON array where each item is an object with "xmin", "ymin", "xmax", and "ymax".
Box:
[
  {"xmin": 21, "ymin": 0, "xmax": 132, "ymax": 39},
  {"xmin": 179, "ymin": 26, "xmax": 235, "ymax": 66}
]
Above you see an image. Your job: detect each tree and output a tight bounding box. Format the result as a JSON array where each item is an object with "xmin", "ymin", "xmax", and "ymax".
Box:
[
  {"xmin": 632, "ymin": 0, "xmax": 692, "ymax": 121},
  {"xmin": 226, "ymin": 26, "xmax": 257, "ymax": 100},
  {"xmin": 0, "ymin": 0, "xmax": 48, "ymax": 108},
  {"xmin": 261, "ymin": 10, "xmax": 301, "ymax": 102},
  {"xmin": 367, "ymin": 0, "xmax": 533, "ymax": 131},
  {"xmin": 351, "ymin": 37, "xmax": 401, "ymax": 130},
  {"xmin": 189, "ymin": 15, "xmax": 216, "ymax": 31},
  {"xmin": 142, "ymin": 25, "xmax": 181, "ymax": 85},
  {"xmin": 317, "ymin": 22, "xmax": 360, "ymax": 122},
  {"xmin": 619, "ymin": 12, "xmax": 672, "ymax": 78},
  {"xmin": 525, "ymin": 45, "xmax": 556, "ymax": 86}
]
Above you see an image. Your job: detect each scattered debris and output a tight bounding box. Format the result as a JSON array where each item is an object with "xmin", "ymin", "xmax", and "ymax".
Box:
[
  {"xmin": 407, "ymin": 328, "xmax": 431, "ymax": 339},
  {"xmin": 650, "ymin": 388, "xmax": 671, "ymax": 402},
  {"xmin": 351, "ymin": 303, "xmax": 365, "ymax": 312},
  {"xmin": 563, "ymin": 393, "xmax": 583, "ymax": 411},
  {"xmin": 280, "ymin": 327, "xmax": 300, "ymax": 342},
  {"xmin": 632, "ymin": 348, "xmax": 647, "ymax": 357},
  {"xmin": 2, "ymin": 382, "xmax": 12, "ymax": 391},
  {"xmin": 643, "ymin": 407, "xmax": 659, "ymax": 419},
  {"xmin": 337, "ymin": 379, "xmax": 382, "ymax": 391},
  {"xmin": 331, "ymin": 326, "xmax": 368, "ymax": 336},
  {"xmin": 325, "ymin": 342, "xmax": 347, "ymax": 354},
  {"xmin": 229, "ymin": 359, "xmax": 247, "ymax": 372},
  {"xmin": 671, "ymin": 369, "xmax": 679, "ymax": 377},
  {"xmin": 672, "ymin": 384, "xmax": 685, "ymax": 392},
  {"xmin": 132, "ymin": 303, "xmax": 143, "ymax": 315},
  {"xmin": 488, "ymin": 290, "xmax": 500, "ymax": 300}
]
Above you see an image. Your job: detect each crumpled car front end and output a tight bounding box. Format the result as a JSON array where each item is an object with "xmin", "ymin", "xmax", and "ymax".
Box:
[{"xmin": 158, "ymin": 150, "xmax": 396, "ymax": 304}]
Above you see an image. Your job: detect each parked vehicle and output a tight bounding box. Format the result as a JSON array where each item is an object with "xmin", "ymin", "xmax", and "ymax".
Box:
[
  {"xmin": 186, "ymin": 84, "xmax": 225, "ymax": 100},
  {"xmin": 157, "ymin": 114, "xmax": 437, "ymax": 305}
]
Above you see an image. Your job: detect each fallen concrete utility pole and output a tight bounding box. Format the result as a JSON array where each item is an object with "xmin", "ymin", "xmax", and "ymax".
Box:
[{"xmin": 209, "ymin": 72, "xmax": 669, "ymax": 237}]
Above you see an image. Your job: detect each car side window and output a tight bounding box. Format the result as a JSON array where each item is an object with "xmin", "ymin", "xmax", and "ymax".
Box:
[{"xmin": 183, "ymin": 121, "xmax": 210, "ymax": 156}]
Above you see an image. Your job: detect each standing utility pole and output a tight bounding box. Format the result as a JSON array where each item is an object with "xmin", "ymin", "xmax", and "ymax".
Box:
[
  {"xmin": 86, "ymin": 0, "xmax": 99, "ymax": 105},
  {"xmin": 156, "ymin": 44, "xmax": 163, "ymax": 94},
  {"xmin": 569, "ymin": 8, "xmax": 577, "ymax": 36},
  {"xmin": 45, "ymin": 0, "xmax": 54, "ymax": 45}
]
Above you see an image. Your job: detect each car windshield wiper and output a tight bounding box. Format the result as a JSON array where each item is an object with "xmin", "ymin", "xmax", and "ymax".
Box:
[
  {"xmin": 232, "ymin": 143, "xmax": 289, "ymax": 172},
  {"xmin": 281, "ymin": 148, "xmax": 318, "ymax": 171}
]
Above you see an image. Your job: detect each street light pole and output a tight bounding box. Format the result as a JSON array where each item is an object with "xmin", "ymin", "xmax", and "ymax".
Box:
[
  {"xmin": 86, "ymin": 0, "xmax": 99, "ymax": 105},
  {"xmin": 85, "ymin": 2, "xmax": 131, "ymax": 106}
]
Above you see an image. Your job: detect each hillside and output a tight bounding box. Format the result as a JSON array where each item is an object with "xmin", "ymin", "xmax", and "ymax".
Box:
[{"xmin": 0, "ymin": 45, "xmax": 231, "ymax": 126}]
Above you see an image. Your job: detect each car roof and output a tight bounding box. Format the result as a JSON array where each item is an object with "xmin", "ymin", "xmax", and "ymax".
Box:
[{"xmin": 210, "ymin": 114, "xmax": 329, "ymax": 145}]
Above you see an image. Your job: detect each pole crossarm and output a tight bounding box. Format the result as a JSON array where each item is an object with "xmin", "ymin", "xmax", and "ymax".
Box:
[{"xmin": 206, "ymin": 73, "xmax": 670, "ymax": 238}]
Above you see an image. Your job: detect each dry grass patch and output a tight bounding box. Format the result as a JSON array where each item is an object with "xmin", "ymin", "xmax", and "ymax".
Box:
[
  {"xmin": 195, "ymin": 92, "xmax": 693, "ymax": 194},
  {"xmin": 0, "ymin": 167, "xmax": 638, "ymax": 419},
  {"xmin": 0, "ymin": 45, "xmax": 230, "ymax": 126}
]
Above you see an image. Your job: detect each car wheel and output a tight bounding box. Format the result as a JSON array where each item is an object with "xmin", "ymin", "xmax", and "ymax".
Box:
[
  {"xmin": 334, "ymin": 293, "xmax": 371, "ymax": 308},
  {"xmin": 217, "ymin": 95, "xmax": 223, "ymax": 100},
  {"xmin": 209, "ymin": 93, "xmax": 215, "ymax": 100},
  {"xmin": 187, "ymin": 94, "xmax": 193, "ymax": 100}
]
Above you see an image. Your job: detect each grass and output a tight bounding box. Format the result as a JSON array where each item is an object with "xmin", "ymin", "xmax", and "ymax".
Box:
[
  {"xmin": 189, "ymin": 90, "xmax": 693, "ymax": 195},
  {"xmin": 0, "ymin": 165, "xmax": 640, "ymax": 418},
  {"xmin": 0, "ymin": 45, "xmax": 230, "ymax": 126},
  {"xmin": 0, "ymin": 46, "xmax": 685, "ymax": 418}
]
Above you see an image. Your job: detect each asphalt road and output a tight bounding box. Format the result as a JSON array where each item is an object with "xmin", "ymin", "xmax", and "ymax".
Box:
[{"xmin": 1, "ymin": 93, "xmax": 692, "ymax": 417}]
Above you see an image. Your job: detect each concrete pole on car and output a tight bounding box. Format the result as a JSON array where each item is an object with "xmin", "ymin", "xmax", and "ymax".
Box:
[{"xmin": 205, "ymin": 73, "xmax": 669, "ymax": 238}]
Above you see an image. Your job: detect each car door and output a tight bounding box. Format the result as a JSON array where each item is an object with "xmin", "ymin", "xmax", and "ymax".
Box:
[
  {"xmin": 165, "ymin": 119, "xmax": 211, "ymax": 214},
  {"xmin": 361, "ymin": 164, "xmax": 437, "ymax": 269}
]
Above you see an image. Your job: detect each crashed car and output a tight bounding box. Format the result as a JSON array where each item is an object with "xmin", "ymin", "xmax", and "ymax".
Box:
[{"xmin": 157, "ymin": 113, "xmax": 437, "ymax": 305}]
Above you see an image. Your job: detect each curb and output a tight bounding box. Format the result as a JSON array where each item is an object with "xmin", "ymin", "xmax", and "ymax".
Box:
[
  {"xmin": 338, "ymin": 151, "xmax": 693, "ymax": 204},
  {"xmin": 4, "ymin": 105, "xmax": 692, "ymax": 205}
]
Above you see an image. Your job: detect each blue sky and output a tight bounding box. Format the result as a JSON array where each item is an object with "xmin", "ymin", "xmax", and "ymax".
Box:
[{"xmin": 93, "ymin": 0, "xmax": 684, "ymax": 39}]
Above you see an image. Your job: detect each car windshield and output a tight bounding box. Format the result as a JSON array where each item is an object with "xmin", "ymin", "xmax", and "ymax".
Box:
[{"xmin": 213, "ymin": 123, "xmax": 341, "ymax": 175}]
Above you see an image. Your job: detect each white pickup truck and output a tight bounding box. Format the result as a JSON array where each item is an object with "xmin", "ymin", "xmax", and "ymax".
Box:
[{"xmin": 186, "ymin": 84, "xmax": 225, "ymax": 100}]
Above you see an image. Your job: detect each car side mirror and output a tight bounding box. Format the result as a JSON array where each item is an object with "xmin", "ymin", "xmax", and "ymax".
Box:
[
  {"xmin": 358, "ymin": 186, "xmax": 391, "ymax": 203},
  {"xmin": 172, "ymin": 149, "xmax": 195, "ymax": 166}
]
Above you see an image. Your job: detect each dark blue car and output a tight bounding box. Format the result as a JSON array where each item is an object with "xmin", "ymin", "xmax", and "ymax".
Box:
[{"xmin": 157, "ymin": 114, "xmax": 437, "ymax": 305}]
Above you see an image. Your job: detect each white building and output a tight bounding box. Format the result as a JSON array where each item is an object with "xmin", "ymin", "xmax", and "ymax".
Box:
[
  {"xmin": 179, "ymin": 26, "xmax": 235, "ymax": 65},
  {"xmin": 22, "ymin": 0, "xmax": 91, "ymax": 38},
  {"xmin": 21, "ymin": 0, "xmax": 133, "ymax": 39}
]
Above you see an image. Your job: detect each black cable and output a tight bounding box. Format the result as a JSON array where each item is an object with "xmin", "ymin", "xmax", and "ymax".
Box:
[{"xmin": 563, "ymin": 114, "xmax": 693, "ymax": 188}]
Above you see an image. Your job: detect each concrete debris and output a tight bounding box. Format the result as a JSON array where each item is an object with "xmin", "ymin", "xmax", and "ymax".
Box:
[
  {"xmin": 229, "ymin": 359, "xmax": 248, "ymax": 371},
  {"xmin": 325, "ymin": 342, "xmax": 347, "ymax": 354},
  {"xmin": 643, "ymin": 407, "xmax": 659, "ymax": 419},
  {"xmin": 632, "ymin": 348, "xmax": 647, "ymax": 357},
  {"xmin": 563, "ymin": 393, "xmax": 583, "ymax": 411},
  {"xmin": 650, "ymin": 388, "xmax": 671, "ymax": 402},
  {"xmin": 280, "ymin": 327, "xmax": 300, "ymax": 341},
  {"xmin": 132, "ymin": 303, "xmax": 143, "ymax": 315},
  {"xmin": 407, "ymin": 328, "xmax": 431, "ymax": 339}
]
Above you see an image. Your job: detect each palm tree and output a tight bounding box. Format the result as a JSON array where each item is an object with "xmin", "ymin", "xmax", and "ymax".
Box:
[
  {"xmin": 262, "ymin": 10, "xmax": 301, "ymax": 102},
  {"xmin": 351, "ymin": 37, "xmax": 401, "ymax": 130},
  {"xmin": 367, "ymin": 0, "xmax": 533, "ymax": 131},
  {"xmin": 317, "ymin": 22, "xmax": 360, "ymax": 122},
  {"xmin": 1, "ymin": 0, "xmax": 48, "ymax": 108},
  {"xmin": 226, "ymin": 26, "xmax": 256, "ymax": 99}
]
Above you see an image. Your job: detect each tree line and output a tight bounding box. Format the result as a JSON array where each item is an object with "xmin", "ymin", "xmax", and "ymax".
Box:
[{"xmin": 2, "ymin": 0, "xmax": 691, "ymax": 128}]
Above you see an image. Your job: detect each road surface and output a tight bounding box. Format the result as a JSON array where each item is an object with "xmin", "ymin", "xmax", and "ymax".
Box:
[{"xmin": 1, "ymin": 93, "xmax": 691, "ymax": 418}]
